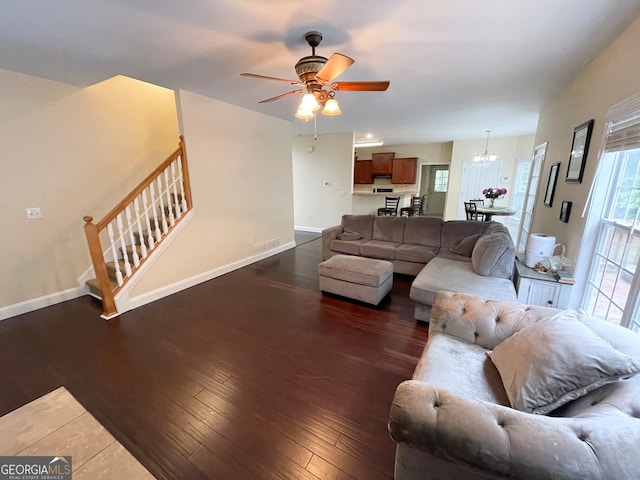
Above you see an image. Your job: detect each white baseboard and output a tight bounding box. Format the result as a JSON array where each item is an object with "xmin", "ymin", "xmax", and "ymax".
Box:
[
  {"xmin": 0, "ymin": 285, "xmax": 89, "ymax": 322},
  {"xmin": 294, "ymin": 226, "xmax": 323, "ymax": 233},
  {"xmin": 116, "ymin": 240, "xmax": 297, "ymax": 315}
]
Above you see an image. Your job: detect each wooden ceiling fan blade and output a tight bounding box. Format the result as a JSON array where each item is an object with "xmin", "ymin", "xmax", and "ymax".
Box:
[
  {"xmin": 258, "ymin": 89, "xmax": 305, "ymax": 103},
  {"xmin": 315, "ymin": 53, "xmax": 354, "ymax": 83},
  {"xmin": 241, "ymin": 73, "xmax": 302, "ymax": 85},
  {"xmin": 330, "ymin": 81, "xmax": 390, "ymax": 91}
]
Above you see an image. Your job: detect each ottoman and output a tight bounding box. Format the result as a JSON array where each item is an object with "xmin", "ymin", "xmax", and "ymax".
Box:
[{"xmin": 318, "ymin": 254, "xmax": 393, "ymax": 305}]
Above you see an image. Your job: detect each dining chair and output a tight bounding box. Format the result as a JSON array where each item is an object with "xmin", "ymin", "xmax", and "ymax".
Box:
[
  {"xmin": 377, "ymin": 196, "xmax": 401, "ymax": 216},
  {"xmin": 400, "ymin": 195, "xmax": 423, "ymax": 217},
  {"xmin": 464, "ymin": 201, "xmax": 485, "ymax": 221}
]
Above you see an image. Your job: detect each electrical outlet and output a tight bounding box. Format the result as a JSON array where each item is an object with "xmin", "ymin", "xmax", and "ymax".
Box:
[
  {"xmin": 339, "ymin": 191, "xmax": 345, "ymax": 196},
  {"xmin": 248, "ymin": 237, "xmax": 253, "ymax": 246},
  {"xmin": 25, "ymin": 207, "xmax": 42, "ymax": 219},
  {"xmin": 307, "ymin": 214, "xmax": 312, "ymax": 220}
]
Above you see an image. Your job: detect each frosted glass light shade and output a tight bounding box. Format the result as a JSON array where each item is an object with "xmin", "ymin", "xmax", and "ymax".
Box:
[
  {"xmin": 301, "ymin": 93, "xmax": 320, "ymax": 111},
  {"xmin": 322, "ymin": 98, "xmax": 342, "ymax": 116}
]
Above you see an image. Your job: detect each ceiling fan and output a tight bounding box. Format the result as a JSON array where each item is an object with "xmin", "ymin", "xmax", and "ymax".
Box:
[{"xmin": 241, "ymin": 31, "xmax": 390, "ymax": 117}]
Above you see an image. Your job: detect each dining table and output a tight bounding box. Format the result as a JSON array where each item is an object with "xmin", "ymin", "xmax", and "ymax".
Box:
[{"xmin": 476, "ymin": 206, "xmax": 517, "ymax": 221}]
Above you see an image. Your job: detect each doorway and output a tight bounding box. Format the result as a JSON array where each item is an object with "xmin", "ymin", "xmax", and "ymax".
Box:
[{"xmin": 420, "ymin": 165, "xmax": 449, "ymax": 217}]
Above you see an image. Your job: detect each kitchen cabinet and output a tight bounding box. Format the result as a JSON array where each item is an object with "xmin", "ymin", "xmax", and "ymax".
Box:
[
  {"xmin": 371, "ymin": 152, "xmax": 395, "ymax": 175},
  {"xmin": 513, "ymin": 260, "xmax": 572, "ymax": 308},
  {"xmin": 354, "ymin": 160, "xmax": 373, "ymax": 184},
  {"xmin": 391, "ymin": 157, "xmax": 417, "ymax": 184}
]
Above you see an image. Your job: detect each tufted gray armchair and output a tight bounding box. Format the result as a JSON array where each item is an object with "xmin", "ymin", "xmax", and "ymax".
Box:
[{"xmin": 389, "ymin": 291, "xmax": 640, "ymax": 480}]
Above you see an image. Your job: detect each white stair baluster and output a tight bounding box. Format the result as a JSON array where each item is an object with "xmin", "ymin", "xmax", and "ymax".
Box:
[
  {"xmin": 170, "ymin": 161, "xmax": 182, "ymax": 219},
  {"xmin": 164, "ymin": 168, "xmax": 176, "ymax": 226},
  {"xmin": 126, "ymin": 205, "xmax": 140, "ymax": 267},
  {"xmin": 156, "ymin": 177, "xmax": 169, "ymax": 234},
  {"xmin": 134, "ymin": 197, "xmax": 148, "ymax": 259},
  {"xmin": 141, "ymin": 189, "xmax": 155, "ymax": 250},
  {"xmin": 107, "ymin": 222, "xmax": 124, "ymax": 286},
  {"xmin": 177, "ymin": 155, "xmax": 188, "ymax": 212},
  {"xmin": 149, "ymin": 182, "xmax": 163, "ymax": 242},
  {"xmin": 116, "ymin": 213, "xmax": 132, "ymax": 277}
]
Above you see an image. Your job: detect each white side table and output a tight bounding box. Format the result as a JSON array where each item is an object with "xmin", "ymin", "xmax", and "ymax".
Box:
[{"xmin": 513, "ymin": 260, "xmax": 572, "ymax": 309}]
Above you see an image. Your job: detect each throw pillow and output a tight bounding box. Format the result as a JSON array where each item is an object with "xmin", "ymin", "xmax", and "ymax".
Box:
[
  {"xmin": 487, "ymin": 311, "xmax": 640, "ymax": 414},
  {"xmin": 450, "ymin": 234, "xmax": 482, "ymax": 257},
  {"xmin": 336, "ymin": 229, "xmax": 362, "ymax": 241}
]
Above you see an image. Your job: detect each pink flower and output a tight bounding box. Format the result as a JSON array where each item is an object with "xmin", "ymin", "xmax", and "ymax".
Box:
[{"xmin": 482, "ymin": 187, "xmax": 507, "ymax": 199}]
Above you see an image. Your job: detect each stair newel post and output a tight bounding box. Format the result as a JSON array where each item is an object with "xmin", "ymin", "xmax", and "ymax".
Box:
[
  {"xmin": 170, "ymin": 161, "xmax": 182, "ymax": 218},
  {"xmin": 83, "ymin": 216, "xmax": 117, "ymax": 317},
  {"xmin": 178, "ymin": 135, "xmax": 193, "ymax": 211},
  {"xmin": 164, "ymin": 168, "xmax": 176, "ymax": 226},
  {"xmin": 116, "ymin": 213, "xmax": 132, "ymax": 277},
  {"xmin": 125, "ymin": 205, "xmax": 140, "ymax": 268},
  {"xmin": 149, "ymin": 182, "xmax": 162, "ymax": 243},
  {"xmin": 106, "ymin": 222, "xmax": 124, "ymax": 286},
  {"xmin": 156, "ymin": 177, "xmax": 169, "ymax": 234},
  {"xmin": 133, "ymin": 197, "xmax": 148, "ymax": 259},
  {"xmin": 141, "ymin": 189, "xmax": 155, "ymax": 249}
]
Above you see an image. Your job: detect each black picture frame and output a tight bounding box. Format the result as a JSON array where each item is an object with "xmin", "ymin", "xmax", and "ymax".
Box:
[
  {"xmin": 544, "ymin": 162, "xmax": 560, "ymax": 206},
  {"xmin": 565, "ymin": 119, "xmax": 594, "ymax": 183},
  {"xmin": 559, "ymin": 201, "xmax": 572, "ymax": 223}
]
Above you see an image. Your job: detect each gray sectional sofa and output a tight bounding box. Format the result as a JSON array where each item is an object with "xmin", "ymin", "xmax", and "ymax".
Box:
[
  {"xmin": 389, "ymin": 291, "xmax": 640, "ymax": 479},
  {"xmin": 321, "ymin": 215, "xmax": 517, "ymax": 320}
]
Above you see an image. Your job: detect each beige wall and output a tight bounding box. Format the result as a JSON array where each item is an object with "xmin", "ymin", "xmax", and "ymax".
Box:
[
  {"xmin": 446, "ymin": 134, "xmax": 535, "ymax": 220},
  {"xmin": 292, "ymin": 133, "xmax": 354, "ymax": 230},
  {"xmin": 0, "ymin": 70, "xmax": 179, "ymax": 309},
  {"xmin": 129, "ymin": 90, "xmax": 294, "ymax": 295},
  {"xmin": 532, "ymin": 16, "xmax": 640, "ymax": 267}
]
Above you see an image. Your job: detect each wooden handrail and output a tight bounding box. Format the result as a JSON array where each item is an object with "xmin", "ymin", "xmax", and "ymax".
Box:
[
  {"xmin": 83, "ymin": 136, "xmax": 192, "ymax": 318},
  {"xmin": 96, "ymin": 137, "xmax": 186, "ymax": 231}
]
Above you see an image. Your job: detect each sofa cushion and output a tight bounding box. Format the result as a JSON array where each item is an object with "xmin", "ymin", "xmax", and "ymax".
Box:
[
  {"xmin": 360, "ymin": 240, "xmax": 401, "ymax": 260},
  {"xmin": 330, "ymin": 238, "xmax": 367, "ymax": 256},
  {"xmin": 488, "ymin": 311, "xmax": 640, "ymax": 414},
  {"xmin": 336, "ymin": 229, "xmax": 362, "ymax": 241},
  {"xmin": 471, "ymin": 229, "xmax": 515, "ymax": 278},
  {"xmin": 342, "ymin": 214, "xmax": 375, "ymax": 240},
  {"xmin": 410, "ymin": 258, "xmax": 517, "ymax": 306},
  {"xmin": 439, "ymin": 221, "xmax": 489, "ymax": 260},
  {"xmin": 403, "ymin": 217, "xmax": 443, "ymax": 247},
  {"xmin": 395, "ymin": 244, "xmax": 438, "ymax": 264},
  {"xmin": 373, "ymin": 216, "xmax": 406, "ymax": 243},
  {"xmin": 449, "ymin": 233, "xmax": 482, "ymax": 257}
]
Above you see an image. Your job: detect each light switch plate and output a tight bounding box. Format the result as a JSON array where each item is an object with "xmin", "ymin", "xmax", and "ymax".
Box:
[{"xmin": 25, "ymin": 207, "xmax": 42, "ymax": 219}]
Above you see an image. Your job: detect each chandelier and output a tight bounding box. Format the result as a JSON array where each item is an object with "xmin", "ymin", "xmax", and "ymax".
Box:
[{"xmin": 474, "ymin": 130, "xmax": 498, "ymax": 161}]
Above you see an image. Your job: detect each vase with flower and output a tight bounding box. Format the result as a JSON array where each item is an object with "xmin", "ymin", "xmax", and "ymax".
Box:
[{"xmin": 482, "ymin": 187, "xmax": 507, "ymax": 208}]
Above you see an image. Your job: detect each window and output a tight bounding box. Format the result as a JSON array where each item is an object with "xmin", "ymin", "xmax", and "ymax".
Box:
[
  {"xmin": 511, "ymin": 158, "xmax": 531, "ymax": 221},
  {"xmin": 579, "ymin": 92, "xmax": 640, "ymax": 332},
  {"xmin": 433, "ymin": 170, "xmax": 449, "ymax": 192}
]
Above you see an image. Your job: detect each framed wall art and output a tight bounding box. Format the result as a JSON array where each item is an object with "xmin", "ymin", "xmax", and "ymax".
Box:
[
  {"xmin": 544, "ymin": 162, "xmax": 560, "ymax": 206},
  {"xmin": 565, "ymin": 119, "xmax": 594, "ymax": 183},
  {"xmin": 559, "ymin": 201, "xmax": 572, "ymax": 223}
]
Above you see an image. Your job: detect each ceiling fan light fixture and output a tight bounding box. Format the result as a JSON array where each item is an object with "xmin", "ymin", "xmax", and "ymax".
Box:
[
  {"xmin": 301, "ymin": 93, "xmax": 320, "ymax": 111},
  {"xmin": 321, "ymin": 98, "xmax": 341, "ymax": 116},
  {"xmin": 295, "ymin": 105, "xmax": 315, "ymax": 120}
]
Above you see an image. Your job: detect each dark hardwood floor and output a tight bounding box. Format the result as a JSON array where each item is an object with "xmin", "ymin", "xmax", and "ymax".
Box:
[{"xmin": 0, "ymin": 237, "xmax": 429, "ymax": 480}]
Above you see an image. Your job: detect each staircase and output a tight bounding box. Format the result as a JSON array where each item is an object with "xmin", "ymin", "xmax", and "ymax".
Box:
[{"xmin": 83, "ymin": 137, "xmax": 192, "ymax": 319}]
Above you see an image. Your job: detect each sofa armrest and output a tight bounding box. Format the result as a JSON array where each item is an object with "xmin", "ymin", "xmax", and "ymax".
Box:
[
  {"xmin": 321, "ymin": 225, "xmax": 342, "ymax": 260},
  {"xmin": 389, "ymin": 380, "xmax": 608, "ymax": 480},
  {"xmin": 428, "ymin": 291, "xmax": 558, "ymax": 349}
]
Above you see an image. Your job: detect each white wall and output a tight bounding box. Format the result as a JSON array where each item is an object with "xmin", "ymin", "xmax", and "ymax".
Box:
[
  {"xmin": 445, "ymin": 134, "xmax": 535, "ymax": 220},
  {"xmin": 0, "ymin": 71, "xmax": 179, "ymax": 312},
  {"xmin": 292, "ymin": 133, "xmax": 354, "ymax": 230},
  {"xmin": 532, "ymin": 16, "xmax": 640, "ymax": 270},
  {"xmin": 129, "ymin": 90, "xmax": 294, "ymax": 295}
]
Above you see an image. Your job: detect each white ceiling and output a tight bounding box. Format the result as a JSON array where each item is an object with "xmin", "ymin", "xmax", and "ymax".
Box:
[{"xmin": 2, "ymin": 1, "xmax": 640, "ymax": 145}]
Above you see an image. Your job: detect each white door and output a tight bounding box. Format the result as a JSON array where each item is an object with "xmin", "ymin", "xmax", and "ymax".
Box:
[
  {"xmin": 459, "ymin": 161, "xmax": 501, "ymax": 219},
  {"xmin": 424, "ymin": 165, "xmax": 448, "ymax": 216}
]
